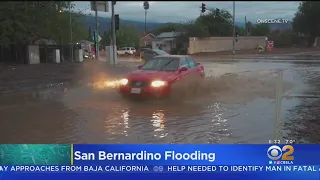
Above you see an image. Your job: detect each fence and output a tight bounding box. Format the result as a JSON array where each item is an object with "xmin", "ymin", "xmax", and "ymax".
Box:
[
  {"xmin": 274, "ymin": 69, "xmax": 320, "ymax": 141},
  {"xmin": 202, "ymin": 63, "xmax": 320, "ymax": 143},
  {"xmin": 39, "ymin": 44, "xmax": 81, "ymax": 63},
  {"xmin": 0, "ymin": 45, "xmax": 28, "ymax": 64},
  {"xmin": 188, "ymin": 36, "xmax": 267, "ymax": 54},
  {"xmin": 0, "ymin": 44, "xmax": 81, "ymax": 64}
]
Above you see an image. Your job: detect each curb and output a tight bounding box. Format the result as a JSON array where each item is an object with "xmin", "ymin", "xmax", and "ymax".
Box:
[{"xmin": 204, "ymin": 59, "xmax": 320, "ymax": 63}]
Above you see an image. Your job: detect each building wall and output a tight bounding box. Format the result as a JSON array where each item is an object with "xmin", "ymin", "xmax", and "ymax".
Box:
[
  {"xmin": 188, "ymin": 36, "xmax": 267, "ymax": 54},
  {"xmin": 139, "ymin": 35, "xmax": 154, "ymax": 47},
  {"xmin": 152, "ymin": 40, "xmax": 175, "ymax": 53}
]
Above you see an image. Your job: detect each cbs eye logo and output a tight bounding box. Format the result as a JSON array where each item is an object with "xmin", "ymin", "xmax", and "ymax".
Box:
[{"xmin": 267, "ymin": 145, "xmax": 294, "ymax": 161}]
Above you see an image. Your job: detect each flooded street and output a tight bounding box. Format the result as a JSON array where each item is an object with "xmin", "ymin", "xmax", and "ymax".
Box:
[{"xmin": 1, "ymin": 61, "xmax": 319, "ymax": 144}]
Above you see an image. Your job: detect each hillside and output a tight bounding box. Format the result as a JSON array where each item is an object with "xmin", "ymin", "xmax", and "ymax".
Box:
[
  {"xmin": 80, "ymin": 15, "xmax": 291, "ymax": 35},
  {"xmin": 80, "ymin": 15, "xmax": 164, "ymax": 34},
  {"xmin": 268, "ymin": 22, "xmax": 292, "ymax": 31}
]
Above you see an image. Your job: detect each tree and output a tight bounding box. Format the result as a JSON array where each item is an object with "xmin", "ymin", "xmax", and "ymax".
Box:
[
  {"xmin": 0, "ymin": 1, "xmax": 87, "ymax": 46},
  {"xmin": 152, "ymin": 24, "xmax": 181, "ymax": 35},
  {"xmin": 246, "ymin": 21, "xmax": 253, "ymax": 35},
  {"xmin": 195, "ymin": 8, "xmax": 233, "ymax": 37},
  {"xmin": 87, "ymin": 26, "xmax": 92, "ymax": 41},
  {"xmin": 101, "ymin": 25, "xmax": 139, "ymax": 48},
  {"xmin": 251, "ymin": 24, "xmax": 270, "ymax": 36},
  {"xmin": 101, "ymin": 29, "xmax": 111, "ymax": 48},
  {"xmin": 152, "ymin": 7, "xmax": 252, "ymax": 54},
  {"xmin": 292, "ymin": 2, "xmax": 320, "ymax": 46},
  {"xmin": 172, "ymin": 20, "xmax": 210, "ymax": 54},
  {"xmin": 268, "ymin": 29, "xmax": 299, "ymax": 48}
]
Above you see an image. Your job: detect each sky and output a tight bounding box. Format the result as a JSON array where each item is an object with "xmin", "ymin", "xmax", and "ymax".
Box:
[{"xmin": 74, "ymin": 1, "xmax": 300, "ymax": 23}]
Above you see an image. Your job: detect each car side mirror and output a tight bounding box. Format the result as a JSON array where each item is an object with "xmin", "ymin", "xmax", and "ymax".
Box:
[
  {"xmin": 179, "ymin": 67, "xmax": 188, "ymax": 72},
  {"xmin": 197, "ymin": 62, "xmax": 201, "ymax": 66},
  {"xmin": 138, "ymin": 65, "xmax": 143, "ymax": 69}
]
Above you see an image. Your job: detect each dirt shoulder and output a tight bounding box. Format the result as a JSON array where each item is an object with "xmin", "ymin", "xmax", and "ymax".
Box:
[
  {"xmin": 0, "ymin": 60, "xmax": 131, "ymax": 94},
  {"xmin": 191, "ymin": 47, "xmax": 320, "ymax": 57}
]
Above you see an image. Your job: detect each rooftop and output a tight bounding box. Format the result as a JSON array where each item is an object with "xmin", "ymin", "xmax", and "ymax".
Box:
[{"xmin": 155, "ymin": 32, "xmax": 181, "ymax": 39}]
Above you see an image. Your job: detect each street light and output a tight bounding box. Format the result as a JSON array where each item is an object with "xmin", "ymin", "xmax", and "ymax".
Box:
[
  {"xmin": 69, "ymin": 1, "xmax": 73, "ymax": 62},
  {"xmin": 143, "ymin": 1, "xmax": 149, "ymax": 34},
  {"xmin": 232, "ymin": 1, "xmax": 235, "ymax": 55},
  {"xmin": 111, "ymin": 1, "xmax": 117, "ymax": 65}
]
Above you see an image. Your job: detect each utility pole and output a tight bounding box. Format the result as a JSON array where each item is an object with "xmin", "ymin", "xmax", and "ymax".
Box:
[
  {"xmin": 245, "ymin": 16, "xmax": 247, "ymax": 36},
  {"xmin": 95, "ymin": 1, "xmax": 99, "ymax": 60},
  {"xmin": 145, "ymin": 10, "xmax": 147, "ymax": 34},
  {"xmin": 143, "ymin": 1, "xmax": 150, "ymax": 35},
  {"xmin": 111, "ymin": 1, "xmax": 117, "ymax": 65},
  {"xmin": 109, "ymin": 21, "xmax": 112, "ymax": 45},
  {"xmin": 232, "ymin": 1, "xmax": 235, "ymax": 55},
  {"xmin": 69, "ymin": 2, "xmax": 73, "ymax": 62}
]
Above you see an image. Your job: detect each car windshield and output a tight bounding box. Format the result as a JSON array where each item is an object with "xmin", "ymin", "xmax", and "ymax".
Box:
[
  {"xmin": 154, "ymin": 50, "xmax": 168, "ymax": 55},
  {"xmin": 140, "ymin": 58, "xmax": 179, "ymax": 71}
]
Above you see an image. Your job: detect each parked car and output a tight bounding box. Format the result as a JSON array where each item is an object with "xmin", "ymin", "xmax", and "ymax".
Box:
[
  {"xmin": 140, "ymin": 49, "xmax": 169, "ymax": 62},
  {"xmin": 83, "ymin": 50, "xmax": 95, "ymax": 59},
  {"xmin": 133, "ymin": 47, "xmax": 151, "ymax": 57},
  {"xmin": 117, "ymin": 47, "xmax": 136, "ymax": 55},
  {"xmin": 119, "ymin": 55, "xmax": 205, "ymax": 98}
]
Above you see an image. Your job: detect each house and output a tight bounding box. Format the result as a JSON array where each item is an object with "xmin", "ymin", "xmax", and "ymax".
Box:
[
  {"xmin": 77, "ymin": 40, "xmax": 94, "ymax": 52},
  {"xmin": 138, "ymin": 33, "xmax": 155, "ymax": 48},
  {"xmin": 152, "ymin": 32, "xmax": 181, "ymax": 53},
  {"xmin": 34, "ymin": 39, "xmax": 57, "ymax": 45}
]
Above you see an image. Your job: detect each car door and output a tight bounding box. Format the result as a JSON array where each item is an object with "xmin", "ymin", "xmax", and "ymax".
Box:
[
  {"xmin": 179, "ymin": 57, "xmax": 191, "ymax": 79},
  {"xmin": 188, "ymin": 56, "xmax": 205, "ymax": 77},
  {"xmin": 125, "ymin": 47, "xmax": 130, "ymax": 54},
  {"xmin": 118, "ymin": 48, "xmax": 125, "ymax": 55},
  {"xmin": 186, "ymin": 56, "xmax": 200, "ymax": 77},
  {"xmin": 142, "ymin": 50, "xmax": 149, "ymax": 60},
  {"xmin": 151, "ymin": 51, "xmax": 158, "ymax": 58},
  {"xmin": 143, "ymin": 50, "xmax": 154, "ymax": 62}
]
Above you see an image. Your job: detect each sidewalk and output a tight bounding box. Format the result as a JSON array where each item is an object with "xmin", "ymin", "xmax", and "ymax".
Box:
[
  {"xmin": 192, "ymin": 52, "xmax": 320, "ymax": 63},
  {"xmin": 99, "ymin": 52, "xmax": 320, "ymax": 64},
  {"xmin": 98, "ymin": 56, "xmax": 142, "ymax": 69},
  {"xmin": 199, "ymin": 58, "xmax": 320, "ymax": 63},
  {"xmin": 191, "ymin": 47, "xmax": 320, "ymax": 61},
  {"xmin": 0, "ymin": 60, "xmax": 133, "ymax": 94}
]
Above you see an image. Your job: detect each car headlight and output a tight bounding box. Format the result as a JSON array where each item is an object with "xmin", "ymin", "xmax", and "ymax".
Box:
[
  {"xmin": 151, "ymin": 81, "xmax": 167, "ymax": 87},
  {"xmin": 120, "ymin": 78, "xmax": 128, "ymax": 85}
]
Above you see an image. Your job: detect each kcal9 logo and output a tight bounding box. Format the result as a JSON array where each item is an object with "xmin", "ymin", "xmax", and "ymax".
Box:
[{"xmin": 267, "ymin": 145, "xmax": 294, "ymax": 160}]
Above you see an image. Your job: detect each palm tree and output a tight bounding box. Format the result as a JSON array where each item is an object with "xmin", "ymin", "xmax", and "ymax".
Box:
[{"xmin": 143, "ymin": 1, "xmax": 150, "ymax": 34}]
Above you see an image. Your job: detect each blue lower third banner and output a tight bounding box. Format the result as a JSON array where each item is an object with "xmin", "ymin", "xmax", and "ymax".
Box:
[
  {"xmin": 0, "ymin": 165, "xmax": 319, "ymax": 180},
  {"xmin": 1, "ymin": 144, "xmax": 320, "ymax": 179},
  {"xmin": 1, "ymin": 165, "xmax": 320, "ymax": 173}
]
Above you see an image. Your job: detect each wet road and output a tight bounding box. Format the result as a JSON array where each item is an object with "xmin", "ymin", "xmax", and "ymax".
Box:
[{"xmin": 0, "ymin": 61, "xmax": 319, "ymax": 144}]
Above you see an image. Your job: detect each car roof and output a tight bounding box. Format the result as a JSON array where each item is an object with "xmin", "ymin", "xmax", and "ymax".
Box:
[{"xmin": 154, "ymin": 55, "xmax": 187, "ymax": 59}]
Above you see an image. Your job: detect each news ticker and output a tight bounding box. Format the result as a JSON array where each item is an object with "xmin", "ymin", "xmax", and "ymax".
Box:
[
  {"xmin": 0, "ymin": 144, "xmax": 319, "ymax": 166},
  {"xmin": 0, "ymin": 165, "xmax": 319, "ymax": 173}
]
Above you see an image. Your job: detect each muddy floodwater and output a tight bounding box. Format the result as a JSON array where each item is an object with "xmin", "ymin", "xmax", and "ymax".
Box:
[{"xmin": 0, "ymin": 61, "xmax": 319, "ymax": 144}]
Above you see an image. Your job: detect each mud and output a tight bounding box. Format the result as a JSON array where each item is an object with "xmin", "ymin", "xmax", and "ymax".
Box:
[{"xmin": 0, "ymin": 60, "xmax": 319, "ymax": 144}]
